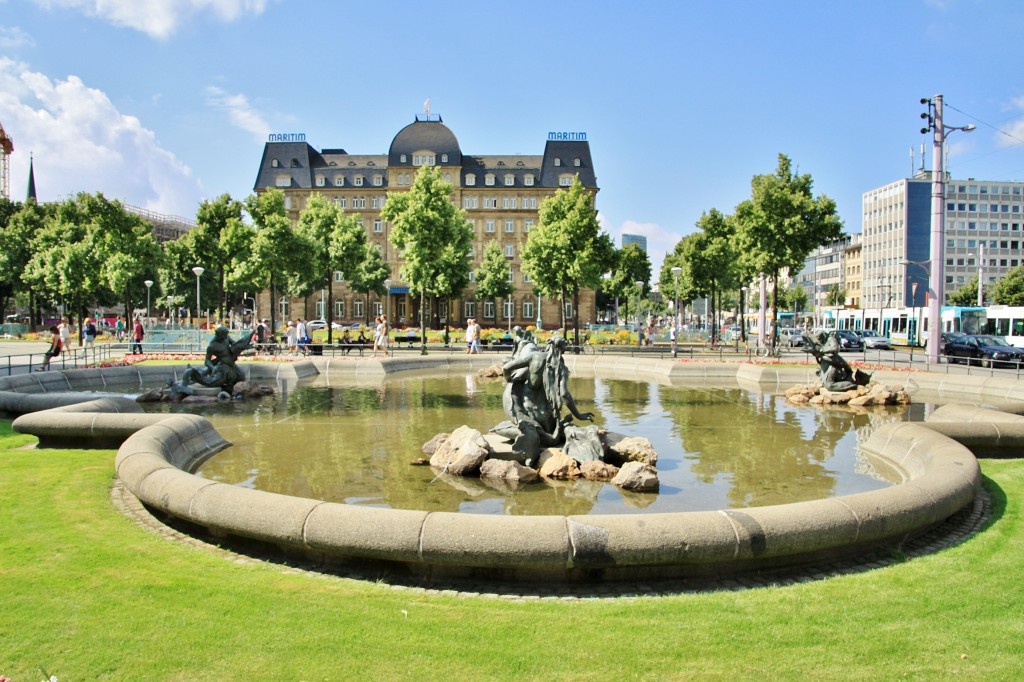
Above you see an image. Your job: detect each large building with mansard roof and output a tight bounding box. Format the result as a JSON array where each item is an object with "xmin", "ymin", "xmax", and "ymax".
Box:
[{"xmin": 252, "ymin": 115, "xmax": 598, "ymax": 331}]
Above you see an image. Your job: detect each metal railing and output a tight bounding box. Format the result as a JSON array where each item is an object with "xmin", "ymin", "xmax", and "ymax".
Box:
[{"xmin": 1, "ymin": 344, "xmax": 116, "ymax": 377}]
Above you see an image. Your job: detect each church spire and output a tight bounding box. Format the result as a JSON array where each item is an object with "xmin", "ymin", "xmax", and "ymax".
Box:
[{"xmin": 27, "ymin": 153, "xmax": 36, "ymax": 201}]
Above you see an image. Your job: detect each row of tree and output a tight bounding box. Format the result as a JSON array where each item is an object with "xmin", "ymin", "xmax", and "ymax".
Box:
[{"xmin": 0, "ymin": 166, "xmax": 627, "ymax": 348}]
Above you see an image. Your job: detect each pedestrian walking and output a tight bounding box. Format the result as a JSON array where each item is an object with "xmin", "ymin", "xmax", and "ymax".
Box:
[
  {"xmin": 37, "ymin": 326, "xmax": 62, "ymax": 371},
  {"xmin": 131, "ymin": 317, "xmax": 144, "ymax": 354}
]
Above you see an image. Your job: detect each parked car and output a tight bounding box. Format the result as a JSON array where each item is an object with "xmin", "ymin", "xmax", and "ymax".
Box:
[
  {"xmin": 860, "ymin": 333, "xmax": 893, "ymax": 350},
  {"xmin": 834, "ymin": 329, "xmax": 863, "ymax": 351},
  {"xmin": 942, "ymin": 334, "xmax": 1024, "ymax": 367},
  {"xmin": 307, "ymin": 319, "xmax": 343, "ymax": 331},
  {"xmin": 778, "ymin": 327, "xmax": 804, "ymax": 347}
]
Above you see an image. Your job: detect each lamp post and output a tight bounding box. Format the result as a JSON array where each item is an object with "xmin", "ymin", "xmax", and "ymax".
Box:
[
  {"xmin": 191, "ymin": 266, "xmax": 205, "ymax": 331},
  {"xmin": 671, "ymin": 266, "xmax": 682, "ymax": 357},
  {"xmin": 911, "ymin": 281, "xmax": 920, "ymax": 346},
  {"xmin": 740, "ymin": 286, "xmax": 748, "ymax": 345},
  {"xmin": 635, "ymin": 280, "xmax": 644, "ymax": 348},
  {"xmin": 921, "ymin": 94, "xmax": 975, "ymax": 363},
  {"xmin": 143, "ymin": 279, "xmax": 153, "ymax": 329},
  {"xmin": 902, "ymin": 258, "xmax": 931, "ymax": 351},
  {"xmin": 977, "ymin": 242, "xmax": 985, "ymax": 307},
  {"xmin": 384, "ymin": 277, "xmax": 391, "ymax": 328}
]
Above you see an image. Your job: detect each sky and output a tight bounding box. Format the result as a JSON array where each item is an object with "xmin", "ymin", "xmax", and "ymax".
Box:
[{"xmin": 2, "ymin": 0, "xmax": 1024, "ymax": 273}]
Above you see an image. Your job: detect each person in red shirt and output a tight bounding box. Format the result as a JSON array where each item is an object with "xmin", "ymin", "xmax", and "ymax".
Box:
[{"xmin": 131, "ymin": 317, "xmax": 145, "ymax": 354}]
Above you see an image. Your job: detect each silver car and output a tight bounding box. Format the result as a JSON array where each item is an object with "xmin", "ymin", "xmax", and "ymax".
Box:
[{"xmin": 860, "ymin": 333, "xmax": 893, "ymax": 350}]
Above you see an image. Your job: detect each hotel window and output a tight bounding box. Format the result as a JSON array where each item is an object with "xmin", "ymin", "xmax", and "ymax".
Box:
[
  {"xmin": 523, "ymin": 300, "xmax": 534, "ymax": 319},
  {"xmin": 573, "ymin": 158, "xmax": 581, "ymax": 167},
  {"xmin": 354, "ymin": 175, "xmax": 364, "ymax": 187},
  {"xmin": 373, "ymin": 219, "xmax": 383, "ymax": 233},
  {"xmin": 271, "ymin": 159, "xmax": 279, "ymax": 168},
  {"xmin": 483, "ymin": 301, "xmax": 495, "ymax": 319},
  {"xmin": 506, "ymin": 269, "xmax": 514, "ymax": 283},
  {"xmin": 502, "ymin": 197, "xmax": 517, "ymax": 209},
  {"xmin": 441, "ymin": 154, "xmax": 448, "ymax": 163},
  {"xmin": 353, "ymin": 197, "xmax": 366, "ymax": 209},
  {"xmin": 337, "ymin": 197, "xmax": 347, "ymax": 209},
  {"xmin": 505, "ymin": 243, "xmax": 515, "ymax": 258},
  {"xmin": 275, "ymin": 175, "xmax": 290, "ymax": 187},
  {"xmin": 524, "ymin": 219, "xmax": 533, "ymax": 233},
  {"xmin": 373, "ymin": 175, "xmax": 383, "ymax": 186},
  {"xmin": 400, "ymin": 154, "xmax": 407, "ymax": 162},
  {"xmin": 484, "ymin": 197, "xmax": 497, "ymax": 209},
  {"xmin": 463, "ymin": 196, "xmax": 478, "ymax": 209},
  {"xmin": 278, "ymin": 297, "xmax": 289, "ymax": 318},
  {"xmin": 563, "ymin": 301, "xmax": 573, "ymax": 319},
  {"xmin": 559, "ymin": 174, "xmax": 573, "ymax": 186},
  {"xmin": 316, "ymin": 175, "xmax": 325, "ymax": 187},
  {"xmin": 284, "ymin": 196, "xmax": 292, "ymax": 209},
  {"xmin": 465, "ymin": 174, "xmax": 476, "ymax": 186},
  {"xmin": 485, "ymin": 174, "xmax": 496, "ymax": 186},
  {"xmin": 464, "ymin": 301, "xmax": 476, "ymax": 318},
  {"xmin": 504, "ymin": 220, "xmax": 515, "ymax": 233},
  {"xmin": 523, "ymin": 271, "xmax": 531, "ymax": 283},
  {"xmin": 505, "ymin": 174, "xmax": 515, "ymax": 186},
  {"xmin": 334, "ymin": 176, "xmax": 344, "ymax": 187},
  {"xmin": 503, "ymin": 300, "xmax": 515, "ymax": 319},
  {"xmin": 333, "ymin": 271, "xmax": 343, "ymax": 282},
  {"xmin": 335, "ymin": 301, "xmax": 345, "ymax": 318},
  {"xmin": 413, "ymin": 154, "xmax": 436, "ymax": 166},
  {"xmin": 524, "ymin": 174, "xmax": 534, "ymax": 186},
  {"xmin": 554, "ymin": 158, "xmax": 561, "ymax": 166},
  {"xmin": 468, "ymin": 270, "xmax": 475, "ymax": 283},
  {"xmin": 485, "ymin": 220, "xmax": 495, "ymax": 233}
]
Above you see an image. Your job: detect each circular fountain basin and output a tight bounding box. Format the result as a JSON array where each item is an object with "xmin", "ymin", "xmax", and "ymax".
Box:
[{"xmin": 4, "ymin": 357, "xmax": 994, "ymax": 582}]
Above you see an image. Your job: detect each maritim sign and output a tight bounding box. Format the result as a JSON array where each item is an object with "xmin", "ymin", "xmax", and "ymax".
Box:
[
  {"xmin": 268, "ymin": 133, "xmax": 306, "ymax": 142},
  {"xmin": 547, "ymin": 131, "xmax": 587, "ymax": 141}
]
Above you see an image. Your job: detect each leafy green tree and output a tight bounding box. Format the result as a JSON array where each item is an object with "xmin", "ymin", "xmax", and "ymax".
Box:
[
  {"xmin": 947, "ymin": 276, "xmax": 979, "ymax": 306},
  {"xmin": 607, "ymin": 242, "xmax": 652, "ymax": 325},
  {"xmin": 734, "ymin": 154, "xmax": 843, "ymax": 344},
  {"xmin": 475, "ymin": 240, "xmax": 515, "ymax": 328},
  {"xmin": 294, "ymin": 194, "xmax": 370, "ymax": 343},
  {"xmin": 823, "ymin": 284, "xmax": 845, "ymax": 308},
  {"xmin": 990, "ymin": 267, "xmax": 1024, "ymax": 306},
  {"xmin": 521, "ymin": 175, "xmax": 615, "ymax": 344},
  {"xmin": 349, "ymin": 242, "xmax": 391, "ymax": 326},
  {"xmin": 0, "ymin": 198, "xmax": 45, "ymax": 326},
  {"xmin": 380, "ymin": 165, "xmax": 473, "ymax": 352},
  {"xmin": 242, "ymin": 189, "xmax": 307, "ymax": 335},
  {"xmin": 192, "ymin": 194, "xmax": 246, "ymax": 322}
]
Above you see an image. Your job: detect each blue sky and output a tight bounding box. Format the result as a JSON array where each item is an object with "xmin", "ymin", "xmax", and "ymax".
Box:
[{"xmin": 2, "ymin": 0, "xmax": 1023, "ymax": 271}]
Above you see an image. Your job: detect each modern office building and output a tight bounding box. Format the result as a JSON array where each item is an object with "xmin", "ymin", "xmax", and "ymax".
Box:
[
  {"xmin": 252, "ymin": 116, "xmax": 598, "ymax": 329},
  {"xmin": 621, "ymin": 233, "xmax": 647, "ymax": 252},
  {"xmin": 860, "ymin": 173, "xmax": 1024, "ymax": 312}
]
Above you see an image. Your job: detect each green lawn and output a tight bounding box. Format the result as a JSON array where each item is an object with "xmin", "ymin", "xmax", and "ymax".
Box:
[{"xmin": 1, "ymin": 419, "xmax": 1021, "ymax": 681}]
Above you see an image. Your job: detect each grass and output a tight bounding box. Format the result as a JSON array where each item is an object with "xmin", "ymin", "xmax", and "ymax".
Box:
[{"xmin": 1, "ymin": 419, "xmax": 1022, "ymax": 681}]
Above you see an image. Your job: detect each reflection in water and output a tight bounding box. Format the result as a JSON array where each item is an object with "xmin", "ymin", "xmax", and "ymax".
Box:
[{"xmin": 179, "ymin": 375, "xmax": 913, "ymax": 516}]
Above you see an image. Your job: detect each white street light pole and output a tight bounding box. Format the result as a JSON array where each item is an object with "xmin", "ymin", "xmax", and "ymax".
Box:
[
  {"xmin": 921, "ymin": 94, "xmax": 975, "ymax": 363},
  {"xmin": 635, "ymin": 280, "xmax": 644, "ymax": 348},
  {"xmin": 977, "ymin": 242, "xmax": 985, "ymax": 307},
  {"xmin": 144, "ymin": 279, "xmax": 153, "ymax": 329},
  {"xmin": 192, "ymin": 266, "xmax": 205, "ymax": 331},
  {"xmin": 671, "ymin": 266, "xmax": 682, "ymax": 358}
]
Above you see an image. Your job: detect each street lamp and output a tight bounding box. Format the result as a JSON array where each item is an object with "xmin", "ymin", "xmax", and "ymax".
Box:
[
  {"xmin": 384, "ymin": 278, "xmax": 391, "ymax": 335},
  {"xmin": 191, "ymin": 266, "xmax": 205, "ymax": 331},
  {"xmin": 902, "ymin": 258, "xmax": 931, "ymax": 350},
  {"xmin": 740, "ymin": 286, "xmax": 749, "ymax": 344},
  {"xmin": 977, "ymin": 242, "xmax": 985, "ymax": 307},
  {"xmin": 143, "ymin": 279, "xmax": 153, "ymax": 329},
  {"xmin": 921, "ymin": 94, "xmax": 975, "ymax": 363},
  {"xmin": 671, "ymin": 266, "xmax": 682, "ymax": 357},
  {"xmin": 635, "ymin": 280, "xmax": 644, "ymax": 348}
]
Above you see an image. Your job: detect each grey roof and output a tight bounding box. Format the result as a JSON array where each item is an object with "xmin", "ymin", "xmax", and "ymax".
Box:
[
  {"xmin": 252, "ymin": 142, "xmax": 320, "ymax": 190},
  {"xmin": 540, "ymin": 140, "xmax": 596, "ymax": 188},
  {"xmin": 388, "ymin": 118, "xmax": 462, "ymax": 166}
]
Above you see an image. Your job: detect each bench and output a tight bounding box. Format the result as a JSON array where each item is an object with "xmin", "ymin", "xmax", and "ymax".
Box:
[
  {"xmin": 334, "ymin": 342, "xmax": 367, "ymax": 356},
  {"xmin": 393, "ymin": 335, "xmax": 421, "ymax": 348}
]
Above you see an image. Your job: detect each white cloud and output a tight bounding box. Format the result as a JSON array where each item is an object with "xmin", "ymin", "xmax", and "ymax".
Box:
[
  {"xmin": 205, "ymin": 86, "xmax": 270, "ymax": 141},
  {"xmin": 0, "ymin": 57, "xmax": 204, "ymax": 216},
  {"xmin": 997, "ymin": 95, "xmax": 1024, "ymax": 148},
  {"xmin": 0, "ymin": 26, "xmax": 35, "ymax": 50},
  {"xmin": 600, "ymin": 213, "xmax": 686, "ymax": 280},
  {"xmin": 33, "ymin": 0, "xmax": 268, "ymax": 40}
]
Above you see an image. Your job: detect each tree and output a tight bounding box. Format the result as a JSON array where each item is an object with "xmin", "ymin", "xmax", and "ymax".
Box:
[
  {"xmin": 823, "ymin": 284, "xmax": 845, "ymax": 308},
  {"xmin": 947, "ymin": 276, "xmax": 979, "ymax": 306},
  {"xmin": 0, "ymin": 198, "xmax": 46, "ymax": 327},
  {"xmin": 349, "ymin": 242, "xmax": 391, "ymax": 326},
  {"xmin": 521, "ymin": 175, "xmax": 615, "ymax": 345},
  {"xmin": 678, "ymin": 209, "xmax": 739, "ymax": 340},
  {"xmin": 607, "ymin": 242, "xmax": 652, "ymax": 325},
  {"xmin": 475, "ymin": 240, "xmax": 515, "ymax": 329},
  {"xmin": 990, "ymin": 267, "xmax": 1024, "ymax": 306},
  {"xmin": 380, "ymin": 165, "xmax": 473, "ymax": 353},
  {"xmin": 193, "ymin": 194, "xmax": 247, "ymax": 322},
  {"xmin": 294, "ymin": 194, "xmax": 370, "ymax": 343},
  {"xmin": 242, "ymin": 189, "xmax": 307, "ymax": 335},
  {"xmin": 734, "ymin": 154, "xmax": 843, "ymax": 345}
]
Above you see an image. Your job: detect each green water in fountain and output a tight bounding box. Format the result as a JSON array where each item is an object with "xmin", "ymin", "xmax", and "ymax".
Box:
[{"xmin": 168, "ymin": 374, "xmax": 910, "ymax": 516}]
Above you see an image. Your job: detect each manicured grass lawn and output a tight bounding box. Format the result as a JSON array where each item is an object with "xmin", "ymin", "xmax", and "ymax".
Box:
[{"xmin": 1, "ymin": 419, "xmax": 1021, "ymax": 681}]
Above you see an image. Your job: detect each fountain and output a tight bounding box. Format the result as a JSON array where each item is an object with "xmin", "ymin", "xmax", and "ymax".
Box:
[{"xmin": 2, "ymin": 354, "xmax": 1003, "ymax": 583}]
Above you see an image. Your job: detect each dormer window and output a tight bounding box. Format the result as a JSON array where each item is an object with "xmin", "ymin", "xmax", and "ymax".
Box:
[
  {"xmin": 316, "ymin": 175, "xmax": 325, "ymax": 187},
  {"xmin": 505, "ymin": 174, "xmax": 515, "ymax": 186},
  {"xmin": 573, "ymin": 158, "xmax": 581, "ymax": 167},
  {"xmin": 271, "ymin": 159, "xmax": 279, "ymax": 168},
  {"xmin": 554, "ymin": 158, "xmax": 561, "ymax": 167},
  {"xmin": 335, "ymin": 176, "xmax": 344, "ymax": 187},
  {"xmin": 290, "ymin": 158, "xmax": 300, "ymax": 167},
  {"xmin": 400, "ymin": 154, "xmax": 407, "ymax": 162},
  {"xmin": 465, "ymin": 174, "xmax": 476, "ymax": 186},
  {"xmin": 524, "ymin": 174, "xmax": 534, "ymax": 186},
  {"xmin": 485, "ymin": 174, "xmax": 495, "ymax": 186},
  {"xmin": 413, "ymin": 153, "xmax": 436, "ymax": 166},
  {"xmin": 354, "ymin": 175, "xmax": 364, "ymax": 187},
  {"xmin": 441, "ymin": 153, "xmax": 448, "ymax": 163},
  {"xmin": 559, "ymin": 174, "xmax": 573, "ymax": 186},
  {"xmin": 373, "ymin": 175, "xmax": 383, "ymax": 186}
]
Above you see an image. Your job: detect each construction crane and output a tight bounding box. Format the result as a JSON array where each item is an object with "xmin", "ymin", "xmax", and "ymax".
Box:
[{"xmin": 0, "ymin": 120, "xmax": 13, "ymax": 199}]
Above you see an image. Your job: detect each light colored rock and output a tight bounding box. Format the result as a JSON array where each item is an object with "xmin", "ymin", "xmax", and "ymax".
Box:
[
  {"xmin": 579, "ymin": 460, "xmax": 619, "ymax": 481},
  {"xmin": 421, "ymin": 432, "xmax": 449, "ymax": 456},
  {"xmin": 476, "ymin": 364, "xmax": 504, "ymax": 378},
  {"xmin": 538, "ymin": 450, "xmax": 581, "ymax": 479},
  {"xmin": 481, "ymin": 433, "xmax": 518, "ymax": 461},
  {"xmin": 479, "ymin": 459, "xmax": 539, "ymax": 483},
  {"xmin": 609, "ymin": 436, "xmax": 659, "ymax": 466},
  {"xmin": 611, "ymin": 461, "xmax": 660, "ymax": 492},
  {"xmin": 428, "ymin": 426, "xmax": 488, "ymax": 476}
]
